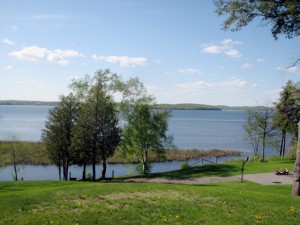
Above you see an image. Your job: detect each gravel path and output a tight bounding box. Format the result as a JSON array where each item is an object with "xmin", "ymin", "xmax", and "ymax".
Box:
[{"xmin": 119, "ymin": 173, "xmax": 294, "ymax": 185}]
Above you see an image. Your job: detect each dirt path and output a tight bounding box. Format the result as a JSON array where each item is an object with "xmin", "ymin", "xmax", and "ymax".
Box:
[{"xmin": 118, "ymin": 173, "xmax": 294, "ymax": 185}]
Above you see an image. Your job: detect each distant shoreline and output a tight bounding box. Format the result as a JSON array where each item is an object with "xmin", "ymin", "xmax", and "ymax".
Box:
[{"xmin": 0, "ymin": 100, "xmax": 264, "ymax": 111}]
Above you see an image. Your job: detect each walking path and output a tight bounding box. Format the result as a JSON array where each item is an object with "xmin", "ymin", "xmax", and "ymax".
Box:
[{"xmin": 120, "ymin": 173, "xmax": 294, "ymax": 185}]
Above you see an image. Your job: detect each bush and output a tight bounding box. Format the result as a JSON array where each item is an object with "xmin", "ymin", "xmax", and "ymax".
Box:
[
  {"xmin": 86, "ymin": 173, "xmax": 92, "ymax": 180},
  {"xmin": 181, "ymin": 162, "xmax": 191, "ymax": 170},
  {"xmin": 135, "ymin": 163, "xmax": 152, "ymax": 174}
]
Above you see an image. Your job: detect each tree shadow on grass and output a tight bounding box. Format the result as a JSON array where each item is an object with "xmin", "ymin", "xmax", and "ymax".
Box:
[{"xmin": 124, "ymin": 164, "xmax": 241, "ymax": 179}]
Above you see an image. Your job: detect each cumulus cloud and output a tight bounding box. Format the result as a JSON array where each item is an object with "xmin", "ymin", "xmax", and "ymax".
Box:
[
  {"xmin": 3, "ymin": 38, "xmax": 15, "ymax": 45},
  {"xmin": 9, "ymin": 45, "xmax": 82, "ymax": 65},
  {"xmin": 277, "ymin": 66, "xmax": 300, "ymax": 74},
  {"xmin": 175, "ymin": 77, "xmax": 256, "ymax": 90},
  {"xmin": 92, "ymin": 54, "xmax": 148, "ymax": 67},
  {"xmin": 241, "ymin": 63, "xmax": 252, "ymax": 70},
  {"xmin": 202, "ymin": 39, "xmax": 242, "ymax": 58},
  {"xmin": 178, "ymin": 68, "xmax": 201, "ymax": 75}
]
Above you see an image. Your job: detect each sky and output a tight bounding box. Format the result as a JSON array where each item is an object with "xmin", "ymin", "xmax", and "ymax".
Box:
[{"xmin": 1, "ymin": 0, "xmax": 300, "ymax": 106}]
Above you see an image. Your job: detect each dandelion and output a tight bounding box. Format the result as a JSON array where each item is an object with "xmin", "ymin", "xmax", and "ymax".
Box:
[{"xmin": 289, "ymin": 206, "xmax": 296, "ymax": 212}]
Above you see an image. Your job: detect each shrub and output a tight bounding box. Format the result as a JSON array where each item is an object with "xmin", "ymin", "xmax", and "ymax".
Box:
[
  {"xmin": 181, "ymin": 162, "xmax": 191, "ymax": 170},
  {"xmin": 135, "ymin": 163, "xmax": 152, "ymax": 174}
]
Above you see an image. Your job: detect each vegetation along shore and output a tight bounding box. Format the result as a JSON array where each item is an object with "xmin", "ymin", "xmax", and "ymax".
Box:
[{"xmin": 0, "ymin": 140, "xmax": 241, "ymax": 166}]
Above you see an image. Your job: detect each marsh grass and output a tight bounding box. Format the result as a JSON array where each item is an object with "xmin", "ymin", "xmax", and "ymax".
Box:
[{"xmin": 0, "ymin": 180, "xmax": 299, "ymax": 225}]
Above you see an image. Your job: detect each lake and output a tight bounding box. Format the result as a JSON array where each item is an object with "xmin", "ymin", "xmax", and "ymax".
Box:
[
  {"xmin": 0, "ymin": 105, "xmax": 251, "ymax": 150},
  {"xmin": 0, "ymin": 105, "xmax": 254, "ymax": 180}
]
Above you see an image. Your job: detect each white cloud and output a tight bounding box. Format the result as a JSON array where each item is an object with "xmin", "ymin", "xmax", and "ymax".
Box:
[
  {"xmin": 257, "ymin": 58, "xmax": 266, "ymax": 63},
  {"xmin": 3, "ymin": 38, "xmax": 15, "ymax": 45},
  {"xmin": 277, "ymin": 66, "xmax": 300, "ymax": 74},
  {"xmin": 175, "ymin": 77, "xmax": 256, "ymax": 91},
  {"xmin": 178, "ymin": 68, "xmax": 201, "ymax": 75},
  {"xmin": 202, "ymin": 39, "xmax": 242, "ymax": 58},
  {"xmin": 241, "ymin": 63, "xmax": 252, "ymax": 70},
  {"xmin": 4, "ymin": 65, "xmax": 13, "ymax": 71},
  {"xmin": 11, "ymin": 26, "xmax": 18, "ymax": 30},
  {"xmin": 92, "ymin": 54, "xmax": 148, "ymax": 67},
  {"xmin": 9, "ymin": 45, "xmax": 82, "ymax": 65}
]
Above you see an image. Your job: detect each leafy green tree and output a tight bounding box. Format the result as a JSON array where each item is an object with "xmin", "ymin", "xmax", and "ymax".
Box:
[
  {"xmin": 214, "ymin": 0, "xmax": 300, "ymax": 40},
  {"xmin": 274, "ymin": 81, "xmax": 300, "ymax": 156},
  {"xmin": 72, "ymin": 76, "xmax": 121, "ymax": 180},
  {"xmin": 42, "ymin": 94, "xmax": 79, "ymax": 181},
  {"xmin": 121, "ymin": 104, "xmax": 172, "ymax": 174}
]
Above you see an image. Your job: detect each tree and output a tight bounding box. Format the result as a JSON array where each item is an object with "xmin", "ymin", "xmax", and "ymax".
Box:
[
  {"xmin": 72, "ymin": 76, "xmax": 121, "ymax": 180},
  {"xmin": 273, "ymin": 81, "xmax": 299, "ymax": 156},
  {"xmin": 5, "ymin": 134, "xmax": 25, "ymax": 181},
  {"xmin": 292, "ymin": 122, "xmax": 300, "ymax": 195},
  {"xmin": 214, "ymin": 0, "xmax": 300, "ymax": 40},
  {"xmin": 42, "ymin": 94, "xmax": 79, "ymax": 181},
  {"xmin": 214, "ymin": 0, "xmax": 300, "ymax": 196},
  {"xmin": 244, "ymin": 106, "xmax": 276, "ymax": 161},
  {"xmin": 243, "ymin": 111, "xmax": 260, "ymax": 156},
  {"xmin": 121, "ymin": 104, "xmax": 172, "ymax": 174}
]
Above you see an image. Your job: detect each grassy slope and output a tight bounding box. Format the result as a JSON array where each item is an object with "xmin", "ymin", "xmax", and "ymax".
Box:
[
  {"xmin": 0, "ymin": 181, "xmax": 299, "ymax": 225},
  {"xmin": 0, "ymin": 160, "xmax": 299, "ymax": 225},
  {"xmin": 124, "ymin": 159, "xmax": 295, "ymax": 179}
]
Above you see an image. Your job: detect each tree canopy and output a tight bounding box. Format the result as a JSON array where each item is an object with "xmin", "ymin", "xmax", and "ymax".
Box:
[
  {"xmin": 121, "ymin": 104, "xmax": 172, "ymax": 174},
  {"xmin": 214, "ymin": 0, "xmax": 300, "ymax": 40}
]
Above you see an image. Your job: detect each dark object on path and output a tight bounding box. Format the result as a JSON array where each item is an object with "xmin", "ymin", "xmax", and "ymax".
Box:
[{"xmin": 275, "ymin": 168, "xmax": 289, "ymax": 175}]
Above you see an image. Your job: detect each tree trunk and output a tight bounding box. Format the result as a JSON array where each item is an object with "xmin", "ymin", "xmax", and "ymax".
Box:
[
  {"xmin": 279, "ymin": 131, "xmax": 286, "ymax": 156},
  {"xmin": 282, "ymin": 132, "xmax": 286, "ymax": 156},
  {"xmin": 261, "ymin": 133, "xmax": 266, "ymax": 161},
  {"xmin": 13, "ymin": 160, "xmax": 18, "ymax": 181},
  {"xmin": 292, "ymin": 122, "xmax": 300, "ymax": 196},
  {"xmin": 92, "ymin": 148, "xmax": 96, "ymax": 181},
  {"xmin": 143, "ymin": 150, "xmax": 148, "ymax": 174},
  {"xmin": 63, "ymin": 157, "xmax": 69, "ymax": 181},
  {"xmin": 101, "ymin": 159, "xmax": 107, "ymax": 179},
  {"xmin": 58, "ymin": 163, "xmax": 62, "ymax": 181},
  {"xmin": 82, "ymin": 163, "xmax": 86, "ymax": 181}
]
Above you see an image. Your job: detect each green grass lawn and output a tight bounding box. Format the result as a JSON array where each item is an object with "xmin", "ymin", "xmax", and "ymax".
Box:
[
  {"xmin": 125, "ymin": 159, "xmax": 295, "ymax": 179},
  {"xmin": 0, "ymin": 160, "xmax": 299, "ymax": 225}
]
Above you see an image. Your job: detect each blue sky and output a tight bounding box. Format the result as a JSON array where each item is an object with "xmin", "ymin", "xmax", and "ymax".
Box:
[{"xmin": 1, "ymin": 0, "xmax": 300, "ymax": 106}]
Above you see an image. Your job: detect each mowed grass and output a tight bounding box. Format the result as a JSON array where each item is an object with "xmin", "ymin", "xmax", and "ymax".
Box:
[
  {"xmin": 125, "ymin": 159, "xmax": 295, "ymax": 179},
  {"xmin": 0, "ymin": 160, "xmax": 299, "ymax": 225}
]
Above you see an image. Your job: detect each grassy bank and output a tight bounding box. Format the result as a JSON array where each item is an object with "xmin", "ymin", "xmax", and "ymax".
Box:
[
  {"xmin": 0, "ymin": 179, "xmax": 299, "ymax": 224},
  {"xmin": 123, "ymin": 158, "xmax": 295, "ymax": 179},
  {"xmin": 0, "ymin": 140, "xmax": 241, "ymax": 165}
]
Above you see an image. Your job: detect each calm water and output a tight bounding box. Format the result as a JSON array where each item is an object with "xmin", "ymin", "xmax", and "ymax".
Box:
[
  {"xmin": 0, "ymin": 105, "xmax": 252, "ymax": 180},
  {"xmin": 0, "ymin": 105, "xmax": 251, "ymax": 151}
]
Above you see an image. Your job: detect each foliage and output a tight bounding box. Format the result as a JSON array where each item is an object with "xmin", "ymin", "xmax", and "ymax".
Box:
[
  {"xmin": 273, "ymin": 81, "xmax": 300, "ymax": 156},
  {"xmin": 42, "ymin": 94, "xmax": 79, "ymax": 181},
  {"xmin": 180, "ymin": 161, "xmax": 191, "ymax": 170},
  {"xmin": 71, "ymin": 70, "xmax": 121, "ymax": 180},
  {"xmin": 214, "ymin": 0, "xmax": 300, "ymax": 40},
  {"xmin": 121, "ymin": 104, "xmax": 172, "ymax": 174}
]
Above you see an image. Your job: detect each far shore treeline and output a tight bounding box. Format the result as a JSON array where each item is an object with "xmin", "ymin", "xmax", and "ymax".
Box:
[{"xmin": 0, "ymin": 100, "xmax": 270, "ymax": 111}]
